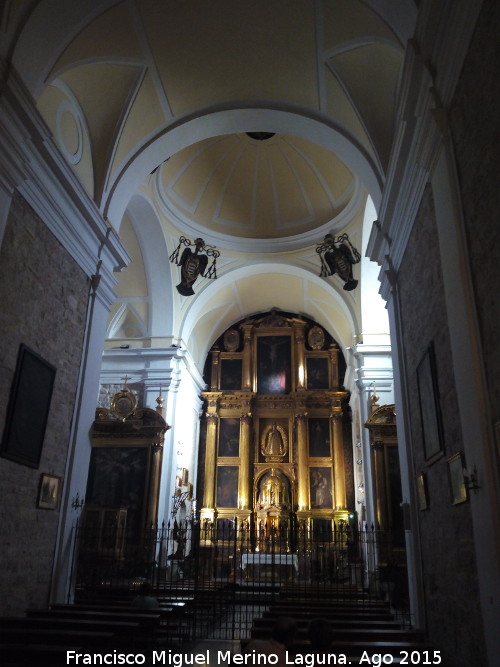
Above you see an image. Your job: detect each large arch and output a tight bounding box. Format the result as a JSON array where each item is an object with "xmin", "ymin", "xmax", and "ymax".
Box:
[
  {"xmin": 177, "ymin": 260, "xmax": 360, "ymax": 369},
  {"xmin": 105, "ymin": 107, "xmax": 383, "ymax": 226}
]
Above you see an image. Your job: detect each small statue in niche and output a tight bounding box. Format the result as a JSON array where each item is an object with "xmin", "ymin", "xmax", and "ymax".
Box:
[{"xmin": 262, "ymin": 422, "xmax": 286, "ymax": 459}]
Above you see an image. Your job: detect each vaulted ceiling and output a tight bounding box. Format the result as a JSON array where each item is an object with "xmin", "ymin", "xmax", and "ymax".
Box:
[{"xmin": 3, "ymin": 0, "xmax": 416, "ymax": 366}]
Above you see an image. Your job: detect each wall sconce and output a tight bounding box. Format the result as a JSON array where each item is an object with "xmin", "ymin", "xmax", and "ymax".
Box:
[
  {"xmin": 71, "ymin": 492, "xmax": 85, "ymax": 510},
  {"xmin": 463, "ymin": 466, "xmax": 480, "ymax": 493},
  {"xmin": 169, "ymin": 236, "xmax": 219, "ymax": 296},
  {"xmin": 316, "ymin": 233, "xmax": 361, "ymax": 291}
]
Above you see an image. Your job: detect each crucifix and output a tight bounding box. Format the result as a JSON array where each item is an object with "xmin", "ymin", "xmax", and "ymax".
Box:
[{"xmin": 121, "ymin": 375, "xmax": 131, "ymax": 388}]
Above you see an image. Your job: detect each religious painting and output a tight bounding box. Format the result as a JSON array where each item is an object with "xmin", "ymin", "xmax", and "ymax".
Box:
[
  {"xmin": 220, "ymin": 358, "xmax": 242, "ymax": 390},
  {"xmin": 37, "ymin": 473, "xmax": 61, "ymax": 510},
  {"xmin": 257, "ymin": 335, "xmax": 291, "ymax": 394},
  {"xmin": 309, "ymin": 467, "xmax": 333, "ymax": 509},
  {"xmin": 306, "ymin": 357, "xmax": 329, "ymax": 389},
  {"xmin": 85, "ymin": 447, "xmax": 149, "ymax": 538},
  {"xmin": 308, "ymin": 418, "xmax": 331, "ymax": 458},
  {"xmin": 218, "ymin": 418, "xmax": 240, "ymax": 457},
  {"xmin": 1, "ymin": 344, "xmax": 56, "ymax": 468},
  {"xmin": 417, "ymin": 343, "xmax": 444, "ymax": 463},
  {"xmin": 216, "ymin": 465, "xmax": 239, "ymax": 507}
]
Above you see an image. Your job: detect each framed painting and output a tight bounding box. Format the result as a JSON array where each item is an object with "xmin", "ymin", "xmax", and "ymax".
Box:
[
  {"xmin": 216, "ymin": 465, "xmax": 239, "ymax": 507},
  {"xmin": 257, "ymin": 335, "xmax": 291, "ymax": 394},
  {"xmin": 1, "ymin": 344, "xmax": 56, "ymax": 468},
  {"xmin": 308, "ymin": 417, "xmax": 331, "ymax": 458},
  {"xmin": 448, "ymin": 452, "xmax": 468, "ymax": 505},
  {"xmin": 309, "ymin": 467, "xmax": 333, "ymax": 509},
  {"xmin": 37, "ymin": 473, "xmax": 61, "ymax": 510},
  {"xmin": 218, "ymin": 418, "xmax": 240, "ymax": 457},
  {"xmin": 306, "ymin": 357, "xmax": 329, "ymax": 389},
  {"xmin": 220, "ymin": 358, "xmax": 243, "ymax": 391},
  {"xmin": 416, "ymin": 343, "xmax": 444, "ymax": 463}
]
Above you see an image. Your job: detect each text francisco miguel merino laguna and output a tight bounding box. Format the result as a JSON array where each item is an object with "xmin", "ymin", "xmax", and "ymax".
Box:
[{"xmin": 66, "ymin": 650, "xmax": 361, "ymax": 665}]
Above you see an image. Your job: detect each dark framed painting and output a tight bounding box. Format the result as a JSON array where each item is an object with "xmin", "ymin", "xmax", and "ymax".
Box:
[
  {"xmin": 257, "ymin": 335, "xmax": 291, "ymax": 394},
  {"xmin": 416, "ymin": 343, "xmax": 444, "ymax": 463},
  {"xmin": 447, "ymin": 452, "xmax": 468, "ymax": 505},
  {"xmin": 308, "ymin": 417, "xmax": 331, "ymax": 457},
  {"xmin": 218, "ymin": 418, "xmax": 240, "ymax": 457},
  {"xmin": 306, "ymin": 357, "xmax": 329, "ymax": 389},
  {"xmin": 309, "ymin": 466, "xmax": 333, "ymax": 509},
  {"xmin": 85, "ymin": 446, "xmax": 149, "ymax": 537},
  {"xmin": 216, "ymin": 465, "xmax": 239, "ymax": 507},
  {"xmin": 220, "ymin": 358, "xmax": 242, "ymax": 390},
  {"xmin": 37, "ymin": 473, "xmax": 61, "ymax": 510},
  {"xmin": 0, "ymin": 344, "xmax": 56, "ymax": 468}
]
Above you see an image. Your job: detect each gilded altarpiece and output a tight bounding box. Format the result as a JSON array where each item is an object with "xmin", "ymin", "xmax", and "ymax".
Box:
[{"xmin": 199, "ymin": 311, "xmax": 352, "ymax": 550}]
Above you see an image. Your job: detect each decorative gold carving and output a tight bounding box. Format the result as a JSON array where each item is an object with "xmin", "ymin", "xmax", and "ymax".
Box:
[
  {"xmin": 223, "ymin": 328, "xmax": 240, "ymax": 351},
  {"xmin": 308, "ymin": 325, "xmax": 325, "ymax": 350},
  {"xmin": 110, "ymin": 389, "xmax": 137, "ymax": 421}
]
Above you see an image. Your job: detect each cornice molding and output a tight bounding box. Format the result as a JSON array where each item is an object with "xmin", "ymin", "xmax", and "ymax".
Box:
[
  {"xmin": 0, "ymin": 66, "xmax": 130, "ymax": 308},
  {"xmin": 367, "ymin": 1, "xmax": 484, "ymax": 302}
]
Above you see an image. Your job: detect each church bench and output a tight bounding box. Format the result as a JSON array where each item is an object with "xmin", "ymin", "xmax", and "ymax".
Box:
[
  {"xmin": 0, "ymin": 626, "xmax": 115, "ymax": 648},
  {"xmin": 1, "ymin": 643, "xmax": 82, "ymax": 667},
  {"xmin": 1, "ymin": 614, "xmax": 141, "ymax": 638},
  {"xmin": 249, "ymin": 623, "xmax": 425, "ymax": 643},
  {"xmin": 254, "ymin": 615, "xmax": 404, "ymax": 630}
]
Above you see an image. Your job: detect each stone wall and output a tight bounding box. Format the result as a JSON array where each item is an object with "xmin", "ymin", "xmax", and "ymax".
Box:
[
  {"xmin": 399, "ymin": 184, "xmax": 485, "ymax": 666},
  {"xmin": 0, "ymin": 193, "xmax": 89, "ymax": 614},
  {"xmin": 449, "ymin": 0, "xmax": 500, "ymax": 427}
]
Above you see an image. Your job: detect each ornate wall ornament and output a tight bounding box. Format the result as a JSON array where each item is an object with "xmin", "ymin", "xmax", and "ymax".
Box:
[
  {"xmin": 169, "ymin": 236, "xmax": 219, "ymax": 296},
  {"xmin": 307, "ymin": 325, "xmax": 325, "ymax": 350},
  {"xmin": 110, "ymin": 388, "xmax": 137, "ymax": 421},
  {"xmin": 223, "ymin": 328, "xmax": 240, "ymax": 351},
  {"xmin": 316, "ymin": 233, "xmax": 361, "ymax": 291}
]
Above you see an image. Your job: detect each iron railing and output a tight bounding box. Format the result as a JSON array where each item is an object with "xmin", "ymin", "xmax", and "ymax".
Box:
[{"xmin": 69, "ymin": 518, "xmax": 411, "ymax": 642}]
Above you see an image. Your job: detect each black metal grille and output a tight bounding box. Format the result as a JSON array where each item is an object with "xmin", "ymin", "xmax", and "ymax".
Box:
[{"xmin": 69, "ymin": 519, "xmax": 411, "ymax": 643}]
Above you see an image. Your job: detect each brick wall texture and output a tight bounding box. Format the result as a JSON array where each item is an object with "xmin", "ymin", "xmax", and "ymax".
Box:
[
  {"xmin": 0, "ymin": 193, "xmax": 89, "ymax": 614},
  {"xmin": 449, "ymin": 0, "xmax": 500, "ymax": 426},
  {"xmin": 399, "ymin": 184, "xmax": 485, "ymax": 667}
]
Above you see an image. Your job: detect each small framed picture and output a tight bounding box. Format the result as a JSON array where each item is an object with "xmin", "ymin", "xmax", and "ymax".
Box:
[
  {"xmin": 182, "ymin": 468, "xmax": 189, "ymax": 485},
  {"xmin": 37, "ymin": 473, "xmax": 61, "ymax": 510},
  {"xmin": 447, "ymin": 452, "xmax": 468, "ymax": 505},
  {"xmin": 416, "ymin": 473, "xmax": 428, "ymax": 510}
]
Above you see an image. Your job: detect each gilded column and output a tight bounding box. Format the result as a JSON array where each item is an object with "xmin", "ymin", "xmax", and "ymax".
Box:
[
  {"xmin": 241, "ymin": 324, "xmax": 253, "ymax": 391},
  {"xmin": 210, "ymin": 350, "xmax": 220, "ymax": 391},
  {"xmin": 145, "ymin": 441, "xmax": 163, "ymax": 529},
  {"xmin": 293, "ymin": 321, "xmax": 307, "ymax": 390},
  {"xmin": 331, "ymin": 412, "xmax": 347, "ymax": 509},
  {"xmin": 295, "ymin": 413, "xmax": 308, "ymax": 510},
  {"xmin": 202, "ymin": 414, "xmax": 218, "ymax": 512},
  {"xmin": 239, "ymin": 414, "xmax": 252, "ymax": 508}
]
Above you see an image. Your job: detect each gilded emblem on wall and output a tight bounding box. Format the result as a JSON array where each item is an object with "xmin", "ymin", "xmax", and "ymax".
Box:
[
  {"xmin": 223, "ymin": 328, "xmax": 240, "ymax": 352},
  {"xmin": 307, "ymin": 325, "xmax": 325, "ymax": 350},
  {"xmin": 110, "ymin": 389, "xmax": 137, "ymax": 421}
]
